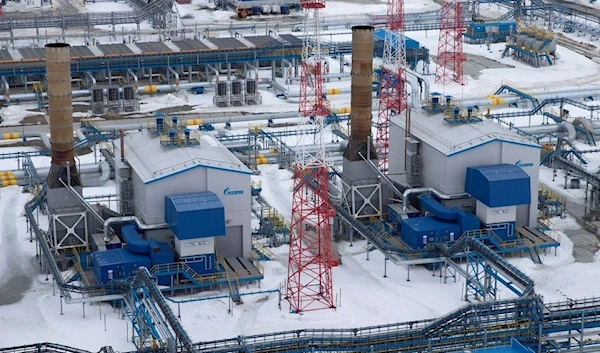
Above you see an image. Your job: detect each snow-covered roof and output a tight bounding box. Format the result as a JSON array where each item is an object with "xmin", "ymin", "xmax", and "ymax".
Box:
[
  {"xmin": 392, "ymin": 111, "xmax": 540, "ymax": 156},
  {"xmin": 121, "ymin": 130, "xmax": 251, "ymax": 184}
]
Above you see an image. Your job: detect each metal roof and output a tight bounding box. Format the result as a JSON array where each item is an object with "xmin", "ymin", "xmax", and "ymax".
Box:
[
  {"xmin": 392, "ymin": 111, "xmax": 539, "ymax": 156},
  {"xmin": 468, "ymin": 164, "xmax": 530, "ymax": 182},
  {"xmin": 121, "ymin": 130, "xmax": 251, "ymax": 184},
  {"xmin": 165, "ymin": 192, "xmax": 224, "ymax": 212}
]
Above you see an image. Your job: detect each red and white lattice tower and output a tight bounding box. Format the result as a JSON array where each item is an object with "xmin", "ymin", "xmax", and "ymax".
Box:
[
  {"xmin": 376, "ymin": 0, "xmax": 408, "ymax": 172},
  {"xmin": 285, "ymin": 0, "xmax": 335, "ymax": 313},
  {"xmin": 435, "ymin": 0, "xmax": 467, "ymax": 86},
  {"xmin": 0, "ymin": 3, "xmax": 4, "ymax": 16}
]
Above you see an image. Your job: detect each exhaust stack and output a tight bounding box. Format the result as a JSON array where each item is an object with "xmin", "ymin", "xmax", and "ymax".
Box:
[
  {"xmin": 45, "ymin": 43, "xmax": 81, "ymax": 188},
  {"xmin": 343, "ymin": 25, "xmax": 377, "ymax": 162}
]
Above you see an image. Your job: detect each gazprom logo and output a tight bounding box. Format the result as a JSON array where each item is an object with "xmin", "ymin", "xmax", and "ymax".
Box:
[
  {"xmin": 515, "ymin": 160, "xmax": 533, "ymax": 168},
  {"xmin": 224, "ymin": 187, "xmax": 244, "ymax": 196}
]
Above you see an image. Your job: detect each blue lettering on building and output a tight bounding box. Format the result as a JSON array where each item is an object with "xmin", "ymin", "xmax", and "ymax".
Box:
[
  {"xmin": 515, "ymin": 160, "xmax": 533, "ymax": 168},
  {"xmin": 224, "ymin": 187, "xmax": 244, "ymax": 195}
]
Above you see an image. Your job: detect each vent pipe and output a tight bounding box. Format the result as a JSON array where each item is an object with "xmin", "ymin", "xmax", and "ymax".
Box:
[{"xmin": 45, "ymin": 43, "xmax": 81, "ymax": 188}]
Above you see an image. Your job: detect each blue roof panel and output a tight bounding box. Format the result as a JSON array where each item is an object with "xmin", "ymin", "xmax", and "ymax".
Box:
[
  {"xmin": 166, "ymin": 191, "xmax": 224, "ymax": 212},
  {"xmin": 373, "ymin": 29, "xmax": 420, "ymax": 49}
]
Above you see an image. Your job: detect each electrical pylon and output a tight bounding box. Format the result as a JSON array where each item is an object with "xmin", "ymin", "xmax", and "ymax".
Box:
[
  {"xmin": 435, "ymin": 0, "xmax": 467, "ymax": 86},
  {"xmin": 376, "ymin": 0, "xmax": 408, "ymax": 172},
  {"xmin": 286, "ymin": 0, "xmax": 336, "ymax": 313}
]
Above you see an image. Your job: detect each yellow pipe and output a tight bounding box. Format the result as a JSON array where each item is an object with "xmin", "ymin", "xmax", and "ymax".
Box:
[
  {"xmin": 487, "ymin": 95, "xmax": 504, "ymax": 106},
  {"xmin": 143, "ymin": 85, "xmax": 158, "ymax": 94},
  {"xmin": 327, "ymin": 88, "xmax": 341, "ymax": 95},
  {"xmin": 3, "ymin": 132, "xmax": 19, "ymax": 140},
  {"xmin": 335, "ymin": 107, "xmax": 351, "ymax": 114},
  {"xmin": 186, "ymin": 119, "xmax": 203, "ymax": 126}
]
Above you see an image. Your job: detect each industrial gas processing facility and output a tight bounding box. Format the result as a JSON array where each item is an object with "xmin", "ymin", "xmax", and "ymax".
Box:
[{"xmin": 5, "ymin": 0, "xmax": 600, "ymax": 351}]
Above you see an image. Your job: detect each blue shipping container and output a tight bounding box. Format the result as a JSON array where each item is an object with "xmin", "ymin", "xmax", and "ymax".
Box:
[
  {"xmin": 181, "ymin": 253, "xmax": 216, "ymax": 275},
  {"xmin": 465, "ymin": 164, "xmax": 531, "ymax": 208},
  {"xmin": 401, "ymin": 217, "xmax": 461, "ymax": 250},
  {"xmin": 165, "ymin": 192, "xmax": 226, "ymax": 240},
  {"xmin": 92, "ymin": 248, "xmax": 151, "ymax": 285}
]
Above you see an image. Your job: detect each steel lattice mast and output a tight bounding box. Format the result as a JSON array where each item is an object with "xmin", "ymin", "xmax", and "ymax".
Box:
[
  {"xmin": 286, "ymin": 0, "xmax": 335, "ymax": 313},
  {"xmin": 435, "ymin": 0, "xmax": 467, "ymax": 86},
  {"xmin": 376, "ymin": 0, "xmax": 408, "ymax": 172}
]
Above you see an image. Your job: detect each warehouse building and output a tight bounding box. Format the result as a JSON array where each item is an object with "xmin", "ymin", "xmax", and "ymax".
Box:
[{"xmin": 388, "ymin": 111, "xmax": 541, "ymax": 226}]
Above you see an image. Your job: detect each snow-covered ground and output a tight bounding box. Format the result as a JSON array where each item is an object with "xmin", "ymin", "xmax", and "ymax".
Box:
[{"xmin": 1, "ymin": 0, "xmax": 600, "ymax": 350}]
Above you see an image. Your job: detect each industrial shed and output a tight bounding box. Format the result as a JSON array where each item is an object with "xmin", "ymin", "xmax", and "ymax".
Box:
[
  {"xmin": 114, "ymin": 129, "xmax": 253, "ymax": 258},
  {"xmin": 388, "ymin": 111, "xmax": 541, "ymax": 226}
]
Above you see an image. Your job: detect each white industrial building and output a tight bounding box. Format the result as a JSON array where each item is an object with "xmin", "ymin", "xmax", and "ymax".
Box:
[
  {"xmin": 388, "ymin": 111, "xmax": 541, "ymax": 226},
  {"xmin": 113, "ymin": 130, "xmax": 253, "ymax": 258}
]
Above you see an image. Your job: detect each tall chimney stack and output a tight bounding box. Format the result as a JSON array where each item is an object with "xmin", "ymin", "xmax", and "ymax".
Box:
[
  {"xmin": 343, "ymin": 25, "xmax": 377, "ymax": 162},
  {"xmin": 45, "ymin": 43, "xmax": 81, "ymax": 188}
]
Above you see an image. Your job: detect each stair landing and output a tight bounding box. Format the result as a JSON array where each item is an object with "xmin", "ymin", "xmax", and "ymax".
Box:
[{"xmin": 223, "ymin": 257, "xmax": 263, "ymax": 283}]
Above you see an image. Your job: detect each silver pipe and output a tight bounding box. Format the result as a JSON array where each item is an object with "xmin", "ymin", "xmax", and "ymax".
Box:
[
  {"xmin": 79, "ymin": 161, "xmax": 111, "ymax": 187},
  {"xmin": 402, "ymin": 187, "xmax": 469, "ymax": 211},
  {"xmin": 127, "ymin": 69, "xmax": 138, "ymax": 87},
  {"xmin": 519, "ymin": 122, "xmax": 576, "ymax": 141},
  {"xmin": 166, "ymin": 67, "xmax": 179, "ymax": 88},
  {"xmin": 0, "ymin": 82, "xmax": 214, "ymax": 101},
  {"xmin": 85, "ymin": 72, "xmax": 96, "ymax": 87},
  {"xmin": 103, "ymin": 216, "xmax": 168, "ymax": 242}
]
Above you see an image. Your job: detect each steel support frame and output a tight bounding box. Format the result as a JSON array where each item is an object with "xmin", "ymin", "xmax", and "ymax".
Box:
[
  {"xmin": 51, "ymin": 211, "xmax": 89, "ymax": 254},
  {"xmin": 465, "ymin": 251, "xmax": 498, "ymax": 302},
  {"xmin": 341, "ymin": 179, "xmax": 382, "ymax": 219}
]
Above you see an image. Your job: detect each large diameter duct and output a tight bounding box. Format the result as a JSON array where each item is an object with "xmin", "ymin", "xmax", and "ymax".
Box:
[
  {"xmin": 46, "ymin": 43, "xmax": 81, "ymax": 188},
  {"xmin": 344, "ymin": 25, "xmax": 377, "ymax": 162}
]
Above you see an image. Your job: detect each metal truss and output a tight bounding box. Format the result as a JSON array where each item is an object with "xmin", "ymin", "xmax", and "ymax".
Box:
[
  {"xmin": 341, "ymin": 179, "xmax": 382, "ymax": 219},
  {"xmin": 50, "ymin": 211, "xmax": 88, "ymax": 254}
]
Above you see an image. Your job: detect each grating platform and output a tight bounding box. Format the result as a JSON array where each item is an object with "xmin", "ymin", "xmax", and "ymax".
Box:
[
  {"xmin": 97, "ymin": 44, "xmax": 133, "ymax": 56},
  {"xmin": 246, "ymin": 35, "xmax": 284, "ymax": 48},
  {"xmin": 70, "ymin": 46, "xmax": 95, "ymax": 58},
  {"xmin": 224, "ymin": 257, "xmax": 263, "ymax": 283},
  {"xmin": 517, "ymin": 226, "xmax": 559, "ymax": 248},
  {"xmin": 278, "ymin": 34, "xmax": 303, "ymax": 47},
  {"xmin": 172, "ymin": 40, "xmax": 210, "ymax": 51},
  {"xmin": 134, "ymin": 42, "xmax": 172, "ymax": 53},
  {"xmin": 19, "ymin": 48, "xmax": 45, "ymax": 60},
  {"xmin": 208, "ymin": 37, "xmax": 246, "ymax": 50}
]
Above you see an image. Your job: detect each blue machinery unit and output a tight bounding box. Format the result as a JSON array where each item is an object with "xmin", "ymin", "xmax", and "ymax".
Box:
[{"xmin": 464, "ymin": 21, "xmax": 518, "ymax": 44}]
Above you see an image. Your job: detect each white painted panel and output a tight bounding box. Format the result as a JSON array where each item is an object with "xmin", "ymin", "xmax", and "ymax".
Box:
[
  {"xmin": 175, "ymin": 236, "xmax": 215, "ymax": 257},
  {"xmin": 476, "ymin": 200, "xmax": 516, "ymax": 224}
]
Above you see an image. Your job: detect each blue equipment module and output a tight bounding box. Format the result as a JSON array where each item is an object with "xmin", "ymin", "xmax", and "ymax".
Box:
[
  {"xmin": 464, "ymin": 21, "xmax": 517, "ymax": 43},
  {"xmin": 180, "ymin": 253, "xmax": 217, "ymax": 275},
  {"xmin": 121, "ymin": 223, "xmax": 150, "ymax": 253},
  {"xmin": 455, "ymin": 208, "xmax": 481, "ymax": 234},
  {"xmin": 465, "ymin": 164, "xmax": 531, "ymax": 207},
  {"xmin": 486, "ymin": 221, "xmax": 516, "ymax": 241},
  {"xmin": 165, "ymin": 191, "xmax": 226, "ymax": 240},
  {"xmin": 401, "ymin": 217, "xmax": 461, "ymax": 250},
  {"xmin": 92, "ymin": 248, "xmax": 151, "ymax": 285},
  {"xmin": 148, "ymin": 239, "xmax": 174, "ymax": 286}
]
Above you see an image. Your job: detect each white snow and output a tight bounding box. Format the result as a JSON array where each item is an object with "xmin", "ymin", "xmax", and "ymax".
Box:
[{"xmin": 2, "ymin": 0, "xmax": 600, "ymax": 350}]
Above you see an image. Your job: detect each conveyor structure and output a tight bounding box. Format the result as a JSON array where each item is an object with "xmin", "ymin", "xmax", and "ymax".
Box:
[{"xmin": 9, "ymin": 295, "xmax": 600, "ymax": 353}]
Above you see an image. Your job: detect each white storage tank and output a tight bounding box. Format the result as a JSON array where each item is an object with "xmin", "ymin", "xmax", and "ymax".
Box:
[
  {"xmin": 261, "ymin": 5, "xmax": 271, "ymax": 14},
  {"xmin": 271, "ymin": 4, "xmax": 280, "ymax": 13}
]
